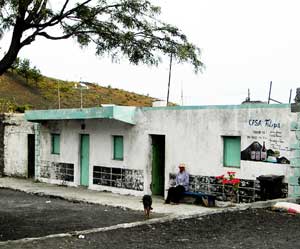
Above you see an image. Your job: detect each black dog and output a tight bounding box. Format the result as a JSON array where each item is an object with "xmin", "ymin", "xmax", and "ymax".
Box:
[{"xmin": 142, "ymin": 195, "xmax": 153, "ymax": 218}]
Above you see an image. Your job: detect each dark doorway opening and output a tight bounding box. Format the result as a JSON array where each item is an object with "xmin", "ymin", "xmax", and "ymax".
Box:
[
  {"xmin": 27, "ymin": 134, "xmax": 35, "ymax": 178},
  {"xmin": 151, "ymin": 135, "xmax": 165, "ymax": 196}
]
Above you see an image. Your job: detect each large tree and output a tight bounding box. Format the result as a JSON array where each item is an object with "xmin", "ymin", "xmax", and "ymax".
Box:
[{"xmin": 0, "ymin": 0, "xmax": 203, "ymax": 75}]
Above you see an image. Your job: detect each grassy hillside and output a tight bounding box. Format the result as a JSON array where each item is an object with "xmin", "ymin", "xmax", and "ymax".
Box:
[{"xmin": 0, "ymin": 71, "xmax": 157, "ymax": 112}]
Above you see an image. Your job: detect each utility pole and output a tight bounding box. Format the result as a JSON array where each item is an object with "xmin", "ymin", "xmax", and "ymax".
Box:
[
  {"xmin": 267, "ymin": 81, "xmax": 272, "ymax": 104},
  {"xmin": 248, "ymin": 88, "xmax": 250, "ymax": 101},
  {"xmin": 267, "ymin": 81, "xmax": 282, "ymax": 104},
  {"xmin": 57, "ymin": 81, "xmax": 61, "ymax": 109},
  {"xmin": 80, "ymin": 86, "xmax": 83, "ymax": 109},
  {"xmin": 75, "ymin": 81, "xmax": 89, "ymax": 109},
  {"xmin": 245, "ymin": 88, "xmax": 250, "ymax": 102},
  {"xmin": 166, "ymin": 54, "xmax": 173, "ymax": 106}
]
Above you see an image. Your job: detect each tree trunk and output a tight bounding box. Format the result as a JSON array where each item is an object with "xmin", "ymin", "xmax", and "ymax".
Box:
[{"xmin": 0, "ymin": 18, "xmax": 24, "ymax": 75}]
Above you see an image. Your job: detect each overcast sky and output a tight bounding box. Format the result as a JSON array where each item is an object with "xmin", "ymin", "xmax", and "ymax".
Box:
[{"xmin": 3, "ymin": 0, "xmax": 300, "ymax": 105}]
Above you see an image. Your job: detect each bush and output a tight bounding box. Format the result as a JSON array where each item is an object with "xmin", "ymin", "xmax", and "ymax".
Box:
[{"xmin": 14, "ymin": 104, "xmax": 32, "ymax": 113}]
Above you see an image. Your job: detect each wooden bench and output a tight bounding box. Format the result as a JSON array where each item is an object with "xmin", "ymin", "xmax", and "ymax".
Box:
[{"xmin": 183, "ymin": 191, "xmax": 216, "ymax": 207}]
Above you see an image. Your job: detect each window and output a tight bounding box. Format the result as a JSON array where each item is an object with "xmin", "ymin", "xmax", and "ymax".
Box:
[
  {"xmin": 51, "ymin": 134, "xmax": 60, "ymax": 155},
  {"xmin": 113, "ymin": 135, "xmax": 123, "ymax": 160},
  {"xmin": 223, "ymin": 136, "xmax": 241, "ymax": 167}
]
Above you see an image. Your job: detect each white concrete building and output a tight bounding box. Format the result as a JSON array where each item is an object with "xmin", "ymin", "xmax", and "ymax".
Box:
[
  {"xmin": 0, "ymin": 113, "xmax": 35, "ymax": 178},
  {"xmin": 22, "ymin": 103, "xmax": 300, "ymax": 202}
]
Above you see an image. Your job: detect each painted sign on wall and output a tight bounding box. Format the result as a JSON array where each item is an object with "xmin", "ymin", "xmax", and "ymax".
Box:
[{"xmin": 241, "ymin": 118, "xmax": 290, "ymax": 164}]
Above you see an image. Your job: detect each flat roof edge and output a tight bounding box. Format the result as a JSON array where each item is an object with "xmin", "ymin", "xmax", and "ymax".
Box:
[
  {"xmin": 142, "ymin": 103, "xmax": 291, "ymax": 111},
  {"xmin": 25, "ymin": 106, "xmax": 136, "ymax": 125}
]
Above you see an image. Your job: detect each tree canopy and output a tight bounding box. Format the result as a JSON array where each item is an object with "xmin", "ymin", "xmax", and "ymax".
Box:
[
  {"xmin": 0, "ymin": 0, "xmax": 203, "ymax": 75},
  {"xmin": 14, "ymin": 58, "xmax": 42, "ymax": 84}
]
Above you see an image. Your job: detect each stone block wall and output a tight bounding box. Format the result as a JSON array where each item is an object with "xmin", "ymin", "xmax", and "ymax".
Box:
[
  {"xmin": 39, "ymin": 160, "xmax": 74, "ymax": 182},
  {"xmin": 170, "ymin": 173, "xmax": 287, "ymax": 203},
  {"xmin": 93, "ymin": 166, "xmax": 144, "ymax": 191}
]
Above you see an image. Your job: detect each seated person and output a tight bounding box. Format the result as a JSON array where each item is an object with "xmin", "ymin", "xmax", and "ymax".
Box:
[{"xmin": 165, "ymin": 163, "xmax": 189, "ymax": 204}]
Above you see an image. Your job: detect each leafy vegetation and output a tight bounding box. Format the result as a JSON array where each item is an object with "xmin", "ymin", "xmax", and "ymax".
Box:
[
  {"xmin": 12, "ymin": 58, "xmax": 42, "ymax": 85},
  {"xmin": 0, "ymin": 71, "xmax": 157, "ymax": 113},
  {"xmin": 0, "ymin": 0, "xmax": 203, "ymax": 75}
]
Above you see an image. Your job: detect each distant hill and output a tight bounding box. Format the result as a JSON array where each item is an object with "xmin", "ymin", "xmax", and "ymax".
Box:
[{"xmin": 0, "ymin": 71, "xmax": 157, "ymax": 112}]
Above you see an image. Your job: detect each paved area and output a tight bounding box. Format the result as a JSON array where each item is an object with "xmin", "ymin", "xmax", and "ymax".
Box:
[
  {"xmin": 0, "ymin": 177, "xmax": 297, "ymax": 217},
  {"xmin": 0, "ymin": 177, "xmax": 217, "ymax": 217}
]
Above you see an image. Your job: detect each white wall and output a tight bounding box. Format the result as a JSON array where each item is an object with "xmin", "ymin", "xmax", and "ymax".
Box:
[
  {"xmin": 38, "ymin": 118, "xmax": 148, "ymax": 195},
  {"xmin": 36, "ymin": 104, "xmax": 296, "ymax": 196},
  {"xmin": 138, "ymin": 105, "xmax": 296, "ymax": 189},
  {"xmin": 4, "ymin": 114, "xmax": 34, "ymax": 177}
]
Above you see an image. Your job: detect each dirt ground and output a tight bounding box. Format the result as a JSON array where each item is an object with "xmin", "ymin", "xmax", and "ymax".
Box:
[
  {"xmin": 0, "ymin": 188, "xmax": 162, "ymax": 241},
  {"xmin": 2, "ymin": 188, "xmax": 300, "ymax": 249}
]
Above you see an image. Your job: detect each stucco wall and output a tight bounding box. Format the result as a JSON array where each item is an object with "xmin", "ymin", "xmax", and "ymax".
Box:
[
  {"xmin": 3, "ymin": 114, "xmax": 34, "ymax": 177},
  {"xmin": 37, "ymin": 119, "xmax": 147, "ymax": 195},
  {"xmin": 138, "ymin": 105, "xmax": 296, "ymax": 195},
  {"xmin": 35, "ymin": 104, "xmax": 296, "ymax": 197}
]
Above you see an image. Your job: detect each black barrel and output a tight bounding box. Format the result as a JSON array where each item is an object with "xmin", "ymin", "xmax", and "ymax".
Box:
[{"xmin": 257, "ymin": 175, "xmax": 284, "ymax": 200}]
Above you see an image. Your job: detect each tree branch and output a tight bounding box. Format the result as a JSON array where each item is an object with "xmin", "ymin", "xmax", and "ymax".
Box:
[
  {"xmin": 25, "ymin": 0, "xmax": 48, "ymax": 24},
  {"xmin": 0, "ymin": 0, "xmax": 203, "ymax": 75},
  {"xmin": 60, "ymin": 0, "xmax": 70, "ymax": 16},
  {"xmin": 35, "ymin": 0, "xmax": 93, "ymax": 28},
  {"xmin": 35, "ymin": 29, "xmax": 96, "ymax": 40}
]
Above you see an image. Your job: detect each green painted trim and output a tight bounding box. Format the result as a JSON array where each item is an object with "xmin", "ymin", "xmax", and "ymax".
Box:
[
  {"xmin": 223, "ymin": 136, "xmax": 241, "ymax": 168},
  {"xmin": 292, "ymin": 150, "xmax": 300, "ymax": 157},
  {"xmin": 51, "ymin": 134, "xmax": 60, "ymax": 155},
  {"xmin": 290, "ymin": 158, "xmax": 300, "ymax": 167},
  {"xmin": 113, "ymin": 135, "xmax": 124, "ymax": 160},
  {"xmin": 142, "ymin": 103, "xmax": 291, "ymax": 111},
  {"xmin": 290, "ymin": 121, "xmax": 299, "ymax": 130},
  {"xmin": 25, "ymin": 107, "xmax": 113, "ymax": 120},
  {"xmin": 80, "ymin": 134, "xmax": 90, "ymax": 186},
  {"xmin": 25, "ymin": 106, "xmax": 136, "ymax": 125},
  {"xmin": 289, "ymin": 185, "xmax": 300, "ymax": 198},
  {"xmin": 289, "ymin": 176, "xmax": 300, "ymax": 185},
  {"xmin": 293, "ymin": 168, "xmax": 300, "ymax": 175},
  {"xmin": 113, "ymin": 106, "xmax": 136, "ymax": 125},
  {"xmin": 289, "ymin": 192, "xmax": 300, "ymax": 198},
  {"xmin": 290, "ymin": 143, "xmax": 300, "ymax": 150},
  {"xmin": 25, "ymin": 104, "xmax": 289, "ymax": 123}
]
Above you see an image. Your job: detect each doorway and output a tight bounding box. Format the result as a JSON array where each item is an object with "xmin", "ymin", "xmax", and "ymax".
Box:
[
  {"xmin": 151, "ymin": 135, "xmax": 165, "ymax": 196},
  {"xmin": 27, "ymin": 134, "xmax": 35, "ymax": 178},
  {"xmin": 80, "ymin": 134, "xmax": 90, "ymax": 186}
]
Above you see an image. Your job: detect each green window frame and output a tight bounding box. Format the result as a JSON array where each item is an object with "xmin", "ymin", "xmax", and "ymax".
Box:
[
  {"xmin": 223, "ymin": 136, "xmax": 241, "ymax": 168},
  {"xmin": 113, "ymin": 135, "xmax": 124, "ymax": 160},
  {"xmin": 51, "ymin": 134, "xmax": 60, "ymax": 155}
]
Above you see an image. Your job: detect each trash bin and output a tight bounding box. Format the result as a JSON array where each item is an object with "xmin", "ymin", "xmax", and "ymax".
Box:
[{"xmin": 257, "ymin": 175, "xmax": 284, "ymax": 200}]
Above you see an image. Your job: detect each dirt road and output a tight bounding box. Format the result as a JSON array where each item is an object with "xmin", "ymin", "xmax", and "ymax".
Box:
[
  {"xmin": 0, "ymin": 188, "xmax": 161, "ymax": 241},
  {"xmin": 2, "ymin": 188, "xmax": 300, "ymax": 249}
]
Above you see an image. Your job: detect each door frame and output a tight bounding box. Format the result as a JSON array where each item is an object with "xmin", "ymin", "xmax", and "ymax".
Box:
[
  {"xmin": 150, "ymin": 134, "xmax": 165, "ymax": 196},
  {"xmin": 80, "ymin": 134, "xmax": 90, "ymax": 186}
]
